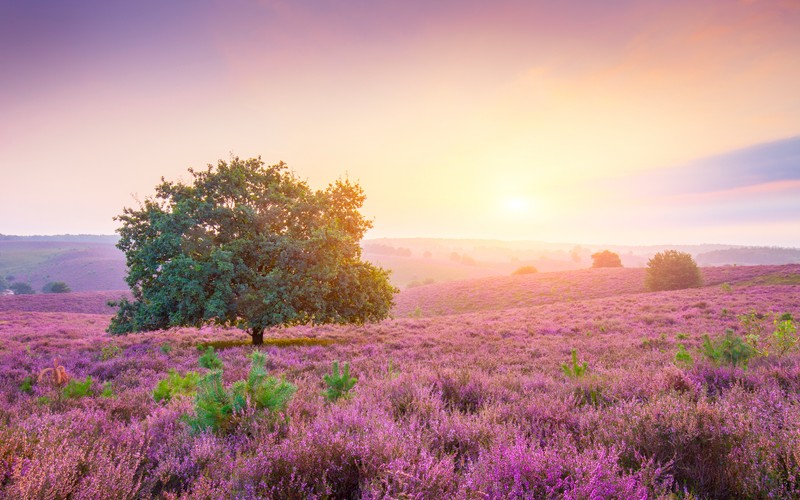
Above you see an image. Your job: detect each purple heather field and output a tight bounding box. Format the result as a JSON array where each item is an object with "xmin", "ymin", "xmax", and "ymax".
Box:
[{"xmin": 1, "ymin": 265, "xmax": 800, "ymax": 498}]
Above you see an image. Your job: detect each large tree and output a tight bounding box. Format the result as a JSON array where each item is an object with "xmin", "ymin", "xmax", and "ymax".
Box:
[{"xmin": 108, "ymin": 157, "xmax": 398, "ymax": 344}]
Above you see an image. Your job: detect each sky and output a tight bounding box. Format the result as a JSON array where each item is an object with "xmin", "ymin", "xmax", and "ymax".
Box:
[{"xmin": 1, "ymin": 0, "xmax": 799, "ymax": 246}]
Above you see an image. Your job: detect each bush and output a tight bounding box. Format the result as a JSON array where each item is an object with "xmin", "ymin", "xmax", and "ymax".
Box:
[
  {"xmin": 186, "ymin": 352, "xmax": 295, "ymax": 433},
  {"xmin": 512, "ymin": 265, "xmax": 538, "ymax": 276},
  {"xmin": 9, "ymin": 282, "xmax": 35, "ymax": 295},
  {"xmin": 562, "ymin": 349, "xmax": 588, "ymax": 378},
  {"xmin": 323, "ymin": 361, "xmax": 358, "ymax": 402},
  {"xmin": 62, "ymin": 376, "xmax": 93, "ymax": 399},
  {"xmin": 42, "ymin": 281, "xmax": 71, "ymax": 293},
  {"xmin": 702, "ymin": 330, "xmax": 755, "ymax": 369},
  {"xmin": 19, "ymin": 376, "xmax": 33, "ymax": 393},
  {"xmin": 645, "ymin": 250, "xmax": 702, "ymax": 291},
  {"xmin": 591, "ymin": 250, "xmax": 622, "ymax": 268},
  {"xmin": 153, "ymin": 370, "xmax": 201, "ymax": 403},
  {"xmin": 674, "ymin": 344, "xmax": 694, "ymax": 369},
  {"xmin": 198, "ymin": 346, "xmax": 223, "ymax": 370}
]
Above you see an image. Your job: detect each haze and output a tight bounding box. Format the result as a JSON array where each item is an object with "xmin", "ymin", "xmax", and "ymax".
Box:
[{"xmin": 1, "ymin": 0, "xmax": 799, "ymax": 246}]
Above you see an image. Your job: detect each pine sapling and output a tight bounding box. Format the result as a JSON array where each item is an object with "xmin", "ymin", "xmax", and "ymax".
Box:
[
  {"xmin": 198, "ymin": 346, "xmax": 224, "ymax": 370},
  {"xmin": 562, "ymin": 349, "xmax": 588, "ymax": 378},
  {"xmin": 323, "ymin": 361, "xmax": 357, "ymax": 402}
]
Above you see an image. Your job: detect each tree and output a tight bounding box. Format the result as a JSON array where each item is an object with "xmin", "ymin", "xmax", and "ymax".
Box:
[
  {"xmin": 645, "ymin": 250, "xmax": 702, "ymax": 291},
  {"xmin": 43, "ymin": 281, "xmax": 71, "ymax": 293},
  {"xmin": 108, "ymin": 157, "xmax": 398, "ymax": 344},
  {"xmin": 591, "ymin": 250, "xmax": 622, "ymax": 268},
  {"xmin": 512, "ymin": 265, "xmax": 538, "ymax": 275},
  {"xmin": 9, "ymin": 282, "xmax": 35, "ymax": 295}
]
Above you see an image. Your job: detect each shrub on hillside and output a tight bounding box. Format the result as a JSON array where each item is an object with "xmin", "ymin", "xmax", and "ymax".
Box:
[
  {"xmin": 9, "ymin": 282, "xmax": 35, "ymax": 295},
  {"xmin": 42, "ymin": 281, "xmax": 71, "ymax": 293},
  {"xmin": 645, "ymin": 250, "xmax": 702, "ymax": 291},
  {"xmin": 153, "ymin": 370, "xmax": 201, "ymax": 403},
  {"xmin": 186, "ymin": 352, "xmax": 295, "ymax": 434},
  {"xmin": 512, "ymin": 265, "xmax": 538, "ymax": 276},
  {"xmin": 702, "ymin": 330, "xmax": 756, "ymax": 369},
  {"xmin": 323, "ymin": 361, "xmax": 357, "ymax": 402},
  {"xmin": 591, "ymin": 250, "xmax": 622, "ymax": 268}
]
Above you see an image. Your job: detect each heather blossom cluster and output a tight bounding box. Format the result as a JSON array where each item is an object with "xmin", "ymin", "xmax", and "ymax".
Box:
[{"xmin": 0, "ymin": 265, "xmax": 799, "ymax": 498}]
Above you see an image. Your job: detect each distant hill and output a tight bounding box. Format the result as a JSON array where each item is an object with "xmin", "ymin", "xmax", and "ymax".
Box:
[
  {"xmin": 1, "ymin": 234, "xmax": 798, "ymax": 292},
  {"xmin": 0, "ymin": 237, "xmax": 126, "ymax": 292},
  {"xmin": 696, "ymin": 247, "xmax": 800, "ymax": 266},
  {"xmin": 363, "ymin": 238, "xmax": 800, "ymax": 288}
]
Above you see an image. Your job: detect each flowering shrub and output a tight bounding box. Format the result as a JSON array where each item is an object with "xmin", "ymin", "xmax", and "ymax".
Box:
[{"xmin": 0, "ymin": 263, "xmax": 798, "ymax": 497}]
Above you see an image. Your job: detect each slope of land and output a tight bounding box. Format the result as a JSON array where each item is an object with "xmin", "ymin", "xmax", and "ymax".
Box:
[
  {"xmin": 1, "ymin": 265, "xmax": 799, "ymax": 497},
  {"xmin": 0, "ymin": 240, "xmax": 126, "ymax": 291}
]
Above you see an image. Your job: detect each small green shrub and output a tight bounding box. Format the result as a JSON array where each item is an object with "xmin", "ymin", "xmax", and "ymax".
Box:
[
  {"xmin": 772, "ymin": 313, "xmax": 798, "ymax": 356},
  {"xmin": 62, "ymin": 376, "xmax": 93, "ymax": 399},
  {"xmin": 562, "ymin": 349, "xmax": 588, "ymax": 378},
  {"xmin": 99, "ymin": 345, "xmax": 122, "ymax": 361},
  {"xmin": 153, "ymin": 369, "xmax": 201, "ymax": 403},
  {"xmin": 676, "ymin": 332, "xmax": 689, "ymax": 340},
  {"xmin": 323, "ymin": 361, "xmax": 358, "ymax": 402},
  {"xmin": 160, "ymin": 343, "xmax": 173, "ymax": 355},
  {"xmin": 242, "ymin": 352, "xmax": 296, "ymax": 412},
  {"xmin": 674, "ymin": 344, "xmax": 694, "ymax": 369},
  {"xmin": 19, "ymin": 376, "xmax": 33, "ymax": 393},
  {"xmin": 186, "ymin": 352, "xmax": 295, "ymax": 434},
  {"xmin": 720, "ymin": 282, "xmax": 732, "ymax": 293},
  {"xmin": 100, "ymin": 382, "xmax": 115, "ymax": 399},
  {"xmin": 198, "ymin": 346, "xmax": 224, "ymax": 370},
  {"xmin": 702, "ymin": 330, "xmax": 755, "ymax": 369}
]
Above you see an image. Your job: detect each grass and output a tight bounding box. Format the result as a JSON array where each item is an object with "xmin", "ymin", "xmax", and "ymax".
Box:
[
  {"xmin": 738, "ymin": 273, "xmax": 800, "ymax": 286},
  {"xmin": 198, "ymin": 337, "xmax": 338, "ymax": 350}
]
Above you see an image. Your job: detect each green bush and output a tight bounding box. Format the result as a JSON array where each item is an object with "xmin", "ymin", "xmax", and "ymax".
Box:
[
  {"xmin": 160, "ymin": 343, "xmax": 173, "ymax": 355},
  {"xmin": 198, "ymin": 346, "xmax": 224, "ymax": 370},
  {"xmin": 99, "ymin": 345, "xmax": 123, "ymax": 361},
  {"xmin": 702, "ymin": 330, "xmax": 755, "ymax": 369},
  {"xmin": 323, "ymin": 361, "xmax": 358, "ymax": 402},
  {"xmin": 100, "ymin": 382, "xmax": 115, "ymax": 399},
  {"xmin": 645, "ymin": 250, "xmax": 702, "ymax": 291},
  {"xmin": 9, "ymin": 282, "xmax": 35, "ymax": 295},
  {"xmin": 62, "ymin": 376, "xmax": 93, "ymax": 399},
  {"xmin": 674, "ymin": 344, "xmax": 694, "ymax": 369},
  {"xmin": 153, "ymin": 369, "xmax": 201, "ymax": 403},
  {"xmin": 186, "ymin": 352, "xmax": 295, "ymax": 434},
  {"xmin": 561, "ymin": 349, "xmax": 588, "ymax": 378},
  {"xmin": 42, "ymin": 281, "xmax": 71, "ymax": 293},
  {"xmin": 772, "ymin": 313, "xmax": 798, "ymax": 356},
  {"xmin": 19, "ymin": 376, "xmax": 33, "ymax": 393}
]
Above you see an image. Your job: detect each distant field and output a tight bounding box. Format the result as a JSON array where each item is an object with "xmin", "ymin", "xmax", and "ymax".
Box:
[{"xmin": 1, "ymin": 264, "xmax": 799, "ymax": 497}]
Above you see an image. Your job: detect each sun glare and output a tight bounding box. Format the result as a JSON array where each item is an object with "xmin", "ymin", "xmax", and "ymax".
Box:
[{"xmin": 502, "ymin": 196, "xmax": 533, "ymax": 214}]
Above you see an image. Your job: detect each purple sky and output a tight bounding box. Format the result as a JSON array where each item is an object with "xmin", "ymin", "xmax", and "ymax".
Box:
[{"xmin": 1, "ymin": 0, "xmax": 799, "ymax": 245}]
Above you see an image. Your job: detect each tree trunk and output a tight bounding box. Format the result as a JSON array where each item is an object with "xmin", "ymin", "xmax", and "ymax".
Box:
[{"xmin": 251, "ymin": 328, "xmax": 264, "ymax": 345}]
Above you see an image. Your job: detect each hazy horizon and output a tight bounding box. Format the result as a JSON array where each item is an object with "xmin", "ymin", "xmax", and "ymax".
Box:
[{"xmin": 2, "ymin": 1, "xmax": 799, "ymax": 246}]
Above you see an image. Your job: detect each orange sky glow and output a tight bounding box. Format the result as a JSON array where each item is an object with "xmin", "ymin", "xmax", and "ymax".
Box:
[{"xmin": 1, "ymin": 0, "xmax": 798, "ymax": 245}]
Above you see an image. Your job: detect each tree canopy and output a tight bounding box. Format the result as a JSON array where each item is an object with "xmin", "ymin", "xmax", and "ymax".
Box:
[
  {"xmin": 645, "ymin": 250, "xmax": 702, "ymax": 291},
  {"xmin": 108, "ymin": 157, "xmax": 398, "ymax": 344},
  {"xmin": 591, "ymin": 250, "xmax": 623, "ymax": 268}
]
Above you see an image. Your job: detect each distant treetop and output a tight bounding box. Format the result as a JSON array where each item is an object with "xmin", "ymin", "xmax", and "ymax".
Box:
[
  {"xmin": 591, "ymin": 250, "xmax": 623, "ymax": 268},
  {"xmin": 512, "ymin": 265, "xmax": 538, "ymax": 275}
]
